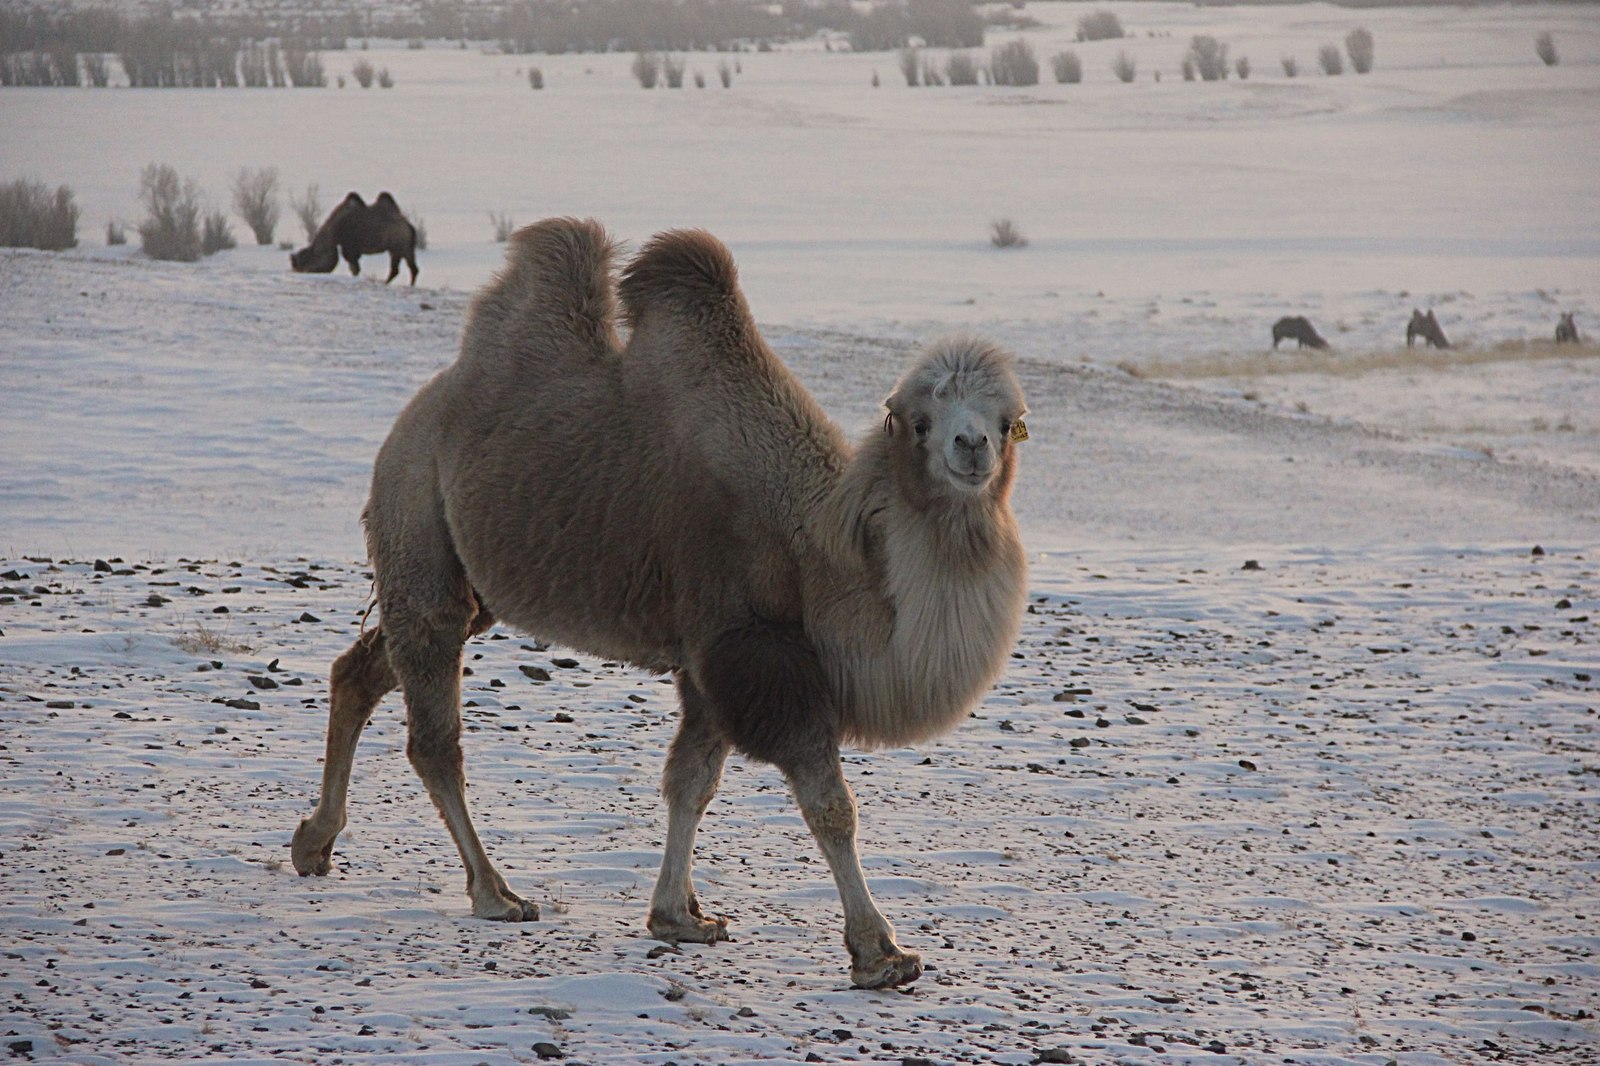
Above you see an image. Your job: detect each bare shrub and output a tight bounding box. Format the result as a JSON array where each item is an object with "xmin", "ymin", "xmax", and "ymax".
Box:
[
  {"xmin": 290, "ymin": 183, "xmax": 322, "ymax": 242},
  {"xmin": 376, "ymin": 67, "xmax": 392, "ymax": 88},
  {"xmin": 662, "ymin": 54, "xmax": 685, "ymax": 88},
  {"xmin": 1181, "ymin": 56, "xmax": 1196, "ymax": 81},
  {"xmin": 1535, "ymin": 32, "xmax": 1558, "ymax": 66},
  {"xmin": 231, "ymin": 166, "xmax": 280, "ymax": 245},
  {"xmin": 1318, "ymin": 44, "xmax": 1343, "ymax": 76},
  {"xmin": 1111, "ymin": 50, "xmax": 1136, "ymax": 83},
  {"xmin": 1076, "ymin": 10, "xmax": 1124, "ymax": 42},
  {"xmin": 1051, "ymin": 50, "xmax": 1082, "ymax": 84},
  {"xmin": 990, "ymin": 218, "xmax": 1027, "ymax": 249},
  {"xmin": 0, "ymin": 179, "xmax": 80, "ymax": 251},
  {"xmin": 106, "ymin": 219, "xmax": 126, "ymax": 246},
  {"xmin": 989, "ymin": 39, "xmax": 1038, "ymax": 86},
  {"xmin": 529, "ymin": 67, "xmax": 544, "ymax": 88},
  {"xmin": 83, "ymin": 52, "xmax": 110, "ymax": 87},
  {"xmin": 1187, "ymin": 35, "xmax": 1229, "ymax": 81},
  {"xmin": 1235, "ymin": 55, "xmax": 1250, "ymax": 80},
  {"xmin": 898, "ymin": 46, "xmax": 920, "ymax": 86},
  {"xmin": 632, "ymin": 50, "xmax": 660, "ymax": 88},
  {"xmin": 137, "ymin": 163, "xmax": 202, "ymax": 262},
  {"xmin": 489, "ymin": 211, "xmax": 516, "ymax": 242},
  {"xmin": 201, "ymin": 208, "xmax": 236, "ymax": 255},
  {"xmin": 351, "ymin": 57, "xmax": 374, "ymax": 87},
  {"xmin": 693, "ymin": 69, "xmax": 705, "ymax": 88},
  {"xmin": 718, "ymin": 59, "xmax": 732, "ymax": 87},
  {"xmin": 1281, "ymin": 55, "xmax": 1298, "ymax": 78},
  {"xmin": 284, "ymin": 49, "xmax": 326, "ymax": 87},
  {"xmin": 947, "ymin": 50, "xmax": 981, "ymax": 85},
  {"xmin": 1345, "ymin": 27, "xmax": 1374, "ymax": 74}
]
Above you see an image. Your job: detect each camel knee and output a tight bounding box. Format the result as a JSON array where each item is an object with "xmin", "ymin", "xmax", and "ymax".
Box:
[
  {"xmin": 330, "ymin": 629, "xmax": 397, "ymax": 713},
  {"xmin": 406, "ymin": 728, "xmax": 464, "ymax": 788},
  {"xmin": 797, "ymin": 778, "xmax": 857, "ymax": 845}
]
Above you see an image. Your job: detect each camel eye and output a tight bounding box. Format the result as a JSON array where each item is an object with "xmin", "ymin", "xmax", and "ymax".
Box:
[
  {"xmin": 913, "ymin": 418, "xmax": 930, "ymax": 440},
  {"xmin": 999, "ymin": 419, "xmax": 1013, "ymax": 439}
]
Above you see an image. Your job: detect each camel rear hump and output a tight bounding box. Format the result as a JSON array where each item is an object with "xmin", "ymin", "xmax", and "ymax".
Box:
[
  {"xmin": 619, "ymin": 228, "xmax": 743, "ymax": 330},
  {"xmin": 460, "ymin": 217, "xmax": 621, "ymax": 369}
]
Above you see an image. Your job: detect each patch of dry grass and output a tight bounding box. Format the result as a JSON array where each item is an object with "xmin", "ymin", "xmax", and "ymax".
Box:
[
  {"xmin": 1127, "ymin": 340, "xmax": 1600, "ymax": 381},
  {"xmin": 173, "ymin": 618, "xmax": 255, "ymax": 656}
]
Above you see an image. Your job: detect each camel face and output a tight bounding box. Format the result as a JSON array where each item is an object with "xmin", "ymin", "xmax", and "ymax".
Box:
[
  {"xmin": 890, "ymin": 341, "xmax": 1025, "ymax": 500},
  {"xmin": 935, "ymin": 397, "xmax": 1006, "ymax": 492}
]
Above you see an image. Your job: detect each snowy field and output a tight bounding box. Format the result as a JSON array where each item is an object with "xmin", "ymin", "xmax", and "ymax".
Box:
[{"xmin": 4, "ymin": 2, "xmax": 1600, "ymax": 1063}]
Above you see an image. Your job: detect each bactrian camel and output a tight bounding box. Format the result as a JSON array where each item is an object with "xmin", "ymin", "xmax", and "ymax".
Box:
[{"xmin": 290, "ymin": 217, "xmax": 1030, "ymax": 989}]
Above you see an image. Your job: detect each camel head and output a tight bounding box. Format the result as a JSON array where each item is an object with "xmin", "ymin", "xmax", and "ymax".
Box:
[{"xmin": 884, "ymin": 336, "xmax": 1026, "ymax": 502}]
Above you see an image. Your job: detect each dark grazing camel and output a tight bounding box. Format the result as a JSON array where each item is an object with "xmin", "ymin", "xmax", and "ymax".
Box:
[{"xmin": 290, "ymin": 191, "xmax": 418, "ymax": 285}]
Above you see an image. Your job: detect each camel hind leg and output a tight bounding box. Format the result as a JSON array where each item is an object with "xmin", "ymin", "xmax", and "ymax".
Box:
[
  {"xmin": 292, "ymin": 627, "xmax": 397, "ymax": 876},
  {"xmin": 648, "ymin": 674, "xmax": 732, "ymax": 945},
  {"xmin": 374, "ymin": 515, "xmax": 535, "ymax": 922}
]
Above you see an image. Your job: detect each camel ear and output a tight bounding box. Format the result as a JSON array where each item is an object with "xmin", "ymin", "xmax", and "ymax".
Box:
[{"xmin": 883, "ymin": 411, "xmax": 895, "ymax": 436}]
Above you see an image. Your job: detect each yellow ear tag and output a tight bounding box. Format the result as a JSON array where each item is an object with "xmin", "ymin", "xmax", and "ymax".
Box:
[{"xmin": 1009, "ymin": 418, "xmax": 1030, "ymax": 443}]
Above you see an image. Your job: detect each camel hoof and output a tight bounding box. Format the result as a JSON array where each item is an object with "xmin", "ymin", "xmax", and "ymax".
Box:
[
  {"xmin": 851, "ymin": 947, "xmax": 922, "ymax": 990},
  {"xmin": 290, "ymin": 821, "xmax": 334, "ymax": 877},
  {"xmin": 648, "ymin": 911, "xmax": 731, "ymax": 946},
  {"xmin": 475, "ymin": 894, "xmax": 540, "ymax": 922}
]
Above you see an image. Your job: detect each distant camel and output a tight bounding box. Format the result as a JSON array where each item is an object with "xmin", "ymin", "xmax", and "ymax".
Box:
[
  {"xmin": 1406, "ymin": 308, "xmax": 1449, "ymax": 349},
  {"xmin": 290, "ymin": 191, "xmax": 418, "ymax": 285},
  {"xmin": 289, "ymin": 219, "xmax": 1030, "ymax": 989},
  {"xmin": 1271, "ymin": 315, "xmax": 1329, "ymax": 350},
  {"xmin": 1555, "ymin": 312, "xmax": 1579, "ymax": 344}
]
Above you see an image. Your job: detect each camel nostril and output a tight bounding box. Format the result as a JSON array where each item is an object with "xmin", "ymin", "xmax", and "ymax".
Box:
[{"xmin": 956, "ymin": 433, "xmax": 988, "ymax": 451}]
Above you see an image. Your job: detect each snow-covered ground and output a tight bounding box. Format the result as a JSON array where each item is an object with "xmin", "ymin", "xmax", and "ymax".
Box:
[{"xmin": 3, "ymin": 2, "xmax": 1600, "ymax": 1062}]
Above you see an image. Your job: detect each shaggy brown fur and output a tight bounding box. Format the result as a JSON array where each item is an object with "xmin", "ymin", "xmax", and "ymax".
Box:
[
  {"xmin": 1271, "ymin": 315, "xmax": 1329, "ymax": 350},
  {"xmin": 290, "ymin": 191, "xmax": 418, "ymax": 285},
  {"xmin": 1406, "ymin": 308, "xmax": 1449, "ymax": 349},
  {"xmin": 290, "ymin": 218, "xmax": 1029, "ymax": 989}
]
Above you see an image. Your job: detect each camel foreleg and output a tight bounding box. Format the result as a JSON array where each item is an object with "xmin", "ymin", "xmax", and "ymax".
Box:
[{"xmin": 785, "ymin": 755, "xmax": 922, "ymax": 990}]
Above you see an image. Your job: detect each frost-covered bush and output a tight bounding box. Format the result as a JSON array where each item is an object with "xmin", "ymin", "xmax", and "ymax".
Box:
[
  {"xmin": 1111, "ymin": 50, "xmax": 1136, "ymax": 84},
  {"xmin": 0, "ymin": 178, "xmax": 79, "ymax": 251},
  {"xmin": 990, "ymin": 218, "xmax": 1027, "ymax": 249},
  {"xmin": 290, "ymin": 183, "xmax": 322, "ymax": 242},
  {"xmin": 1318, "ymin": 44, "xmax": 1343, "ymax": 76},
  {"xmin": 1281, "ymin": 55, "xmax": 1298, "ymax": 78},
  {"xmin": 1235, "ymin": 55, "xmax": 1250, "ymax": 80},
  {"xmin": 106, "ymin": 219, "xmax": 126, "ymax": 246},
  {"xmin": 138, "ymin": 164, "xmax": 202, "ymax": 262},
  {"xmin": 662, "ymin": 54, "xmax": 685, "ymax": 88},
  {"xmin": 1345, "ymin": 28, "xmax": 1374, "ymax": 74},
  {"xmin": 529, "ymin": 67, "xmax": 544, "ymax": 89},
  {"xmin": 1535, "ymin": 32, "xmax": 1558, "ymax": 67},
  {"xmin": 989, "ymin": 39, "xmax": 1038, "ymax": 86},
  {"xmin": 201, "ymin": 208, "xmax": 236, "ymax": 255},
  {"xmin": 898, "ymin": 46, "xmax": 920, "ymax": 86},
  {"xmin": 947, "ymin": 50, "xmax": 981, "ymax": 85},
  {"xmin": 632, "ymin": 50, "xmax": 660, "ymax": 88},
  {"xmin": 376, "ymin": 67, "xmax": 392, "ymax": 88},
  {"xmin": 1076, "ymin": 11, "xmax": 1124, "ymax": 42},
  {"xmin": 1187, "ymin": 35, "xmax": 1229, "ymax": 81},
  {"xmin": 231, "ymin": 166, "xmax": 280, "ymax": 245},
  {"xmin": 1052, "ymin": 50, "xmax": 1082, "ymax": 84},
  {"xmin": 351, "ymin": 58, "xmax": 375, "ymax": 87}
]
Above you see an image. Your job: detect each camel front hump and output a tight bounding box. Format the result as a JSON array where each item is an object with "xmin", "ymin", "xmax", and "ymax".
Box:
[{"xmin": 291, "ymin": 218, "xmax": 1028, "ymax": 990}]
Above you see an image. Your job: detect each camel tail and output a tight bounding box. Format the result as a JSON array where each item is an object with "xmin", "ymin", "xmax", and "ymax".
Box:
[
  {"xmin": 618, "ymin": 228, "xmax": 744, "ymax": 332},
  {"xmin": 466, "ymin": 217, "xmax": 620, "ymax": 362}
]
